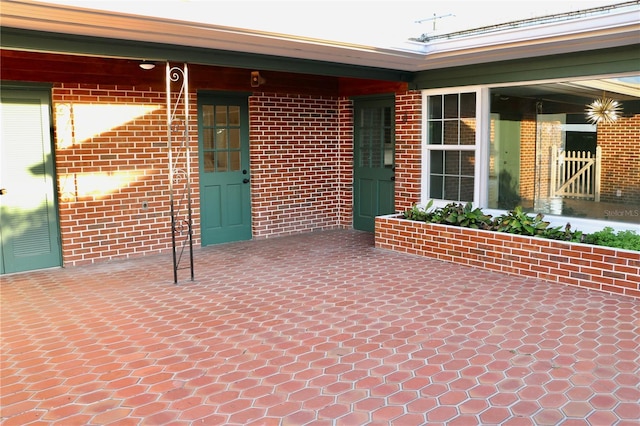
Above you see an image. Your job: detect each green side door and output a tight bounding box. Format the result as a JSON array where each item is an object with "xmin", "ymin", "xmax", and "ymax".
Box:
[
  {"xmin": 1, "ymin": 88, "xmax": 62, "ymax": 274},
  {"xmin": 353, "ymin": 97, "xmax": 396, "ymax": 232},
  {"xmin": 198, "ymin": 93, "xmax": 252, "ymax": 245}
]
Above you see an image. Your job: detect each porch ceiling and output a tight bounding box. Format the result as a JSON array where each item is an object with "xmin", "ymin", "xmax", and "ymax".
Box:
[{"xmin": 1, "ymin": 0, "xmax": 639, "ymax": 78}]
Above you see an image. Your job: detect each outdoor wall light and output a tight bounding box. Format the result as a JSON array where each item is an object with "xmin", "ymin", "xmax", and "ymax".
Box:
[
  {"xmin": 585, "ymin": 95, "xmax": 622, "ymax": 124},
  {"xmin": 139, "ymin": 60, "xmax": 156, "ymax": 70},
  {"xmin": 251, "ymin": 71, "xmax": 266, "ymax": 87}
]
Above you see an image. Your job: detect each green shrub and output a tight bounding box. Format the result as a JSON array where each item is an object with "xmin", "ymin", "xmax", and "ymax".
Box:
[
  {"xmin": 492, "ymin": 206, "xmax": 550, "ymax": 236},
  {"xmin": 402, "ymin": 202, "xmax": 637, "ymax": 251},
  {"xmin": 584, "ymin": 227, "xmax": 640, "ymax": 251}
]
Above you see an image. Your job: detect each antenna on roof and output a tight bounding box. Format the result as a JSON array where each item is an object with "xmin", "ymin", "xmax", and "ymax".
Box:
[{"xmin": 415, "ymin": 13, "xmax": 455, "ymax": 31}]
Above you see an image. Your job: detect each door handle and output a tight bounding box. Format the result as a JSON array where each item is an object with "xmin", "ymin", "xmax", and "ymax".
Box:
[
  {"xmin": 243, "ymin": 178, "xmax": 250, "ymax": 184},
  {"xmin": 0, "ymin": 188, "xmax": 6, "ymax": 195},
  {"xmin": 390, "ymin": 176, "xmax": 395, "ymax": 181}
]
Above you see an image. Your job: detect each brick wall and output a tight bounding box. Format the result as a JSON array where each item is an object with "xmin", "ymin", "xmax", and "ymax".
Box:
[
  {"xmin": 519, "ymin": 113, "xmax": 536, "ymax": 202},
  {"xmin": 597, "ymin": 114, "xmax": 640, "ymax": 204},
  {"xmin": 394, "ymin": 91, "xmax": 423, "ymax": 211},
  {"xmin": 53, "ymin": 85, "xmax": 352, "ymax": 265},
  {"xmin": 53, "ymin": 83, "xmax": 183, "ymax": 265},
  {"xmin": 376, "ymin": 215, "xmax": 640, "ymax": 299},
  {"xmin": 337, "ymin": 98, "xmax": 354, "ymax": 228},
  {"xmin": 248, "ymin": 93, "xmax": 344, "ymax": 238}
]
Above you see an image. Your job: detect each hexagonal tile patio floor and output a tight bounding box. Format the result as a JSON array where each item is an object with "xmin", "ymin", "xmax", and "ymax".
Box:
[{"xmin": 1, "ymin": 230, "xmax": 639, "ymax": 425}]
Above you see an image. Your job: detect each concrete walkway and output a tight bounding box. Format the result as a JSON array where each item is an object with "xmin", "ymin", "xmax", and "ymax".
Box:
[{"xmin": 1, "ymin": 230, "xmax": 638, "ymax": 425}]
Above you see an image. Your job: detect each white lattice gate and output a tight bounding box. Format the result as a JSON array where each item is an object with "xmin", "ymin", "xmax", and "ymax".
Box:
[{"xmin": 551, "ymin": 146, "xmax": 601, "ymax": 202}]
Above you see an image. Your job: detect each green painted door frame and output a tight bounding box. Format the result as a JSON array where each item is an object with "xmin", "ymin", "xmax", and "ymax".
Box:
[
  {"xmin": 198, "ymin": 92, "xmax": 252, "ymax": 245},
  {"xmin": 353, "ymin": 96, "xmax": 396, "ymax": 232},
  {"xmin": 1, "ymin": 88, "xmax": 62, "ymax": 274}
]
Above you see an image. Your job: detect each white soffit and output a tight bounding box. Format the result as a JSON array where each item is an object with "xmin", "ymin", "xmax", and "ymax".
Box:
[{"xmin": 1, "ymin": 0, "xmax": 639, "ymax": 72}]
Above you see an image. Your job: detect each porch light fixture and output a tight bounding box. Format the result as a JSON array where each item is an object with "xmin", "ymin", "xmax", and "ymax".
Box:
[
  {"xmin": 139, "ymin": 60, "xmax": 156, "ymax": 70},
  {"xmin": 585, "ymin": 95, "xmax": 622, "ymax": 124}
]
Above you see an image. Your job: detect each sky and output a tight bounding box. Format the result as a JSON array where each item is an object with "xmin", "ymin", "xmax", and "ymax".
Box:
[{"xmin": 41, "ymin": 0, "xmax": 632, "ymax": 48}]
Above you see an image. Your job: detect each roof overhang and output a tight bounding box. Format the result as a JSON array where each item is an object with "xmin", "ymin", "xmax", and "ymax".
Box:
[{"xmin": 1, "ymin": 0, "xmax": 639, "ymax": 75}]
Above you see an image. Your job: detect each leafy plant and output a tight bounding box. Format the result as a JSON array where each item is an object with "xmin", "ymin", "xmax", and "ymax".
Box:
[
  {"xmin": 438, "ymin": 202, "xmax": 493, "ymax": 229},
  {"xmin": 403, "ymin": 201, "xmax": 492, "ymax": 229},
  {"xmin": 584, "ymin": 227, "xmax": 640, "ymax": 251},
  {"xmin": 401, "ymin": 202, "xmax": 638, "ymax": 251},
  {"xmin": 403, "ymin": 200, "xmax": 434, "ymax": 222},
  {"xmin": 541, "ymin": 222, "xmax": 584, "ymax": 242},
  {"xmin": 492, "ymin": 206, "xmax": 550, "ymax": 236}
]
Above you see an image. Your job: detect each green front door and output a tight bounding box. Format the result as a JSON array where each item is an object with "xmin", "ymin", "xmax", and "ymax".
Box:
[
  {"xmin": 198, "ymin": 93, "xmax": 252, "ymax": 245},
  {"xmin": 353, "ymin": 97, "xmax": 396, "ymax": 232},
  {"xmin": 0, "ymin": 88, "xmax": 62, "ymax": 274}
]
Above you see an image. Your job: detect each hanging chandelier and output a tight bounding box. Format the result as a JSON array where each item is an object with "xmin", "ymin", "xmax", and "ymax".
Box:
[{"xmin": 585, "ymin": 95, "xmax": 622, "ymax": 125}]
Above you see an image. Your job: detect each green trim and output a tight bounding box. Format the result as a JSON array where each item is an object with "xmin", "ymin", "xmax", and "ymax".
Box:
[
  {"xmin": 1, "ymin": 27, "xmax": 412, "ymax": 82},
  {"xmin": 0, "ymin": 81, "xmax": 53, "ymax": 90},
  {"xmin": 411, "ymin": 45, "xmax": 640, "ymax": 89},
  {"xmin": 350, "ymin": 93, "xmax": 396, "ymax": 102}
]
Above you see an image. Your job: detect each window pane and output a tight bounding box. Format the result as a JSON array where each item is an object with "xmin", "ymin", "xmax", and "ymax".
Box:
[
  {"xmin": 203, "ymin": 129, "xmax": 214, "ymax": 149},
  {"xmin": 203, "ymin": 152, "xmax": 215, "ymax": 173},
  {"xmin": 461, "ymin": 151, "xmax": 475, "ymax": 176},
  {"xmin": 443, "ymin": 176, "xmax": 459, "ymax": 200},
  {"xmin": 460, "ymin": 118, "xmax": 476, "ymax": 145},
  {"xmin": 230, "ymin": 151, "xmax": 241, "ymax": 171},
  {"xmin": 429, "ymin": 95, "xmax": 442, "ymax": 119},
  {"xmin": 444, "ymin": 94, "xmax": 459, "ymax": 119},
  {"xmin": 229, "ymin": 128, "xmax": 240, "ymax": 149},
  {"xmin": 215, "ymin": 106, "xmax": 227, "ymax": 126},
  {"xmin": 445, "ymin": 151, "xmax": 460, "ymax": 174},
  {"xmin": 430, "ymin": 175, "xmax": 443, "ymax": 199},
  {"xmin": 215, "ymin": 129, "xmax": 228, "ymax": 149},
  {"xmin": 428, "ymin": 121, "xmax": 442, "ymax": 144},
  {"xmin": 430, "ymin": 151, "xmax": 443, "ymax": 174},
  {"xmin": 203, "ymin": 105, "xmax": 214, "ymax": 127},
  {"xmin": 217, "ymin": 152, "xmax": 228, "ymax": 172},
  {"xmin": 384, "ymin": 107, "xmax": 392, "ymax": 127},
  {"xmin": 460, "ymin": 92, "xmax": 476, "ymax": 118},
  {"xmin": 228, "ymin": 106, "xmax": 240, "ymax": 125},
  {"xmin": 443, "ymin": 121, "xmax": 459, "ymax": 145},
  {"xmin": 459, "ymin": 176, "xmax": 474, "ymax": 201}
]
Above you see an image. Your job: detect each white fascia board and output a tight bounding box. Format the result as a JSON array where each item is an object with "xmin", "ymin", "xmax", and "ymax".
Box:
[
  {"xmin": 0, "ymin": 0, "xmax": 425, "ymax": 70},
  {"xmin": 1, "ymin": 0, "xmax": 638, "ymax": 72},
  {"xmin": 411, "ymin": 9, "xmax": 640, "ymax": 71}
]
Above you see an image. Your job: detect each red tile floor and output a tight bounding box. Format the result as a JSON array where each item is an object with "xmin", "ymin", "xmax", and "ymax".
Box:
[{"xmin": 1, "ymin": 230, "xmax": 639, "ymax": 425}]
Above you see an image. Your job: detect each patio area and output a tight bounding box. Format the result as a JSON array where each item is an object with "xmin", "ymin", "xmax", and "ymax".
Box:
[{"xmin": 1, "ymin": 229, "xmax": 638, "ymax": 425}]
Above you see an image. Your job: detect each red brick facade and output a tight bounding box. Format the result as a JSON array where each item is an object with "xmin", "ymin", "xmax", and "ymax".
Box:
[
  {"xmin": 51, "ymin": 83, "xmax": 362, "ymax": 265},
  {"xmin": 376, "ymin": 215, "xmax": 640, "ymax": 299},
  {"xmin": 394, "ymin": 91, "xmax": 423, "ymax": 211},
  {"xmin": 598, "ymin": 114, "xmax": 640, "ymax": 204},
  {"xmin": 53, "ymin": 83, "xmax": 177, "ymax": 265},
  {"xmin": 249, "ymin": 93, "xmax": 346, "ymax": 238}
]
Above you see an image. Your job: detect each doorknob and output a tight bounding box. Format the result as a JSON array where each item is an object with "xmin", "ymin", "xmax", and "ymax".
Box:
[
  {"xmin": 390, "ymin": 176, "xmax": 395, "ymax": 181},
  {"xmin": 243, "ymin": 178, "xmax": 250, "ymax": 184}
]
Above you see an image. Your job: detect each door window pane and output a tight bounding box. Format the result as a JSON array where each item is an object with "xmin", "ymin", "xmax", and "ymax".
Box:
[
  {"xmin": 215, "ymin": 129, "xmax": 228, "ymax": 149},
  {"xmin": 230, "ymin": 151, "xmax": 241, "ymax": 171},
  {"xmin": 203, "ymin": 152, "xmax": 215, "ymax": 172},
  {"xmin": 203, "ymin": 105, "xmax": 214, "ymax": 127},
  {"xmin": 202, "ymin": 103, "xmax": 243, "ymax": 174},
  {"xmin": 229, "ymin": 106, "xmax": 240, "ymax": 125},
  {"xmin": 203, "ymin": 129, "xmax": 214, "ymax": 149},
  {"xmin": 215, "ymin": 106, "xmax": 227, "ymax": 125},
  {"xmin": 229, "ymin": 129, "xmax": 240, "ymax": 149}
]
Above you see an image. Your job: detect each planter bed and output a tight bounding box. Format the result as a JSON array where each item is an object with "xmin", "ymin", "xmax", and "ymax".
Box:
[{"xmin": 375, "ymin": 214, "xmax": 640, "ymax": 299}]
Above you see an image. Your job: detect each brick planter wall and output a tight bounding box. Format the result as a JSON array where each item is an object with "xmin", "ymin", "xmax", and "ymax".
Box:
[{"xmin": 375, "ymin": 215, "xmax": 640, "ymax": 299}]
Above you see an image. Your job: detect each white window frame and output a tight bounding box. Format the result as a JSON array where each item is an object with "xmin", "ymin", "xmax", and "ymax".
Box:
[
  {"xmin": 421, "ymin": 86, "xmax": 489, "ymax": 209},
  {"xmin": 419, "ymin": 74, "xmax": 639, "ymax": 233}
]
